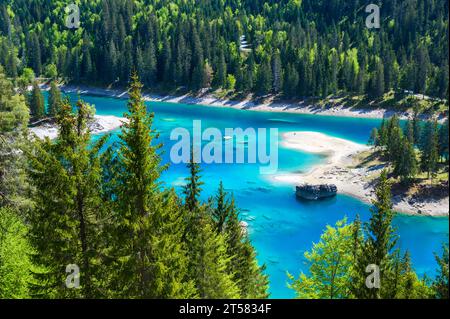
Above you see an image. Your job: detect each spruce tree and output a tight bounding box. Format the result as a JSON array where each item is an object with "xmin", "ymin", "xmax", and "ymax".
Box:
[
  {"xmin": 438, "ymin": 119, "xmax": 449, "ymax": 163},
  {"xmin": 188, "ymin": 216, "xmax": 240, "ymax": 299},
  {"xmin": 420, "ymin": 121, "xmax": 439, "ymax": 180},
  {"xmin": 404, "ymin": 119, "xmax": 415, "ymax": 145},
  {"xmin": 352, "ymin": 171, "xmax": 398, "ymax": 299},
  {"xmin": 223, "ymin": 197, "xmax": 269, "ymax": 298},
  {"xmin": 29, "ymin": 81, "xmax": 45, "ymax": 120},
  {"xmin": 212, "ymin": 181, "xmax": 231, "ymax": 233},
  {"xmin": 27, "ymin": 98, "xmax": 107, "ymax": 298},
  {"xmin": 432, "ymin": 244, "xmax": 449, "ymax": 299},
  {"xmin": 184, "ymin": 148, "xmax": 204, "ymax": 213},
  {"xmin": 48, "ymin": 81, "xmax": 62, "ymax": 117},
  {"xmin": 394, "ymin": 137, "xmax": 417, "ymax": 184},
  {"xmin": 111, "ymin": 72, "xmax": 193, "ymax": 298},
  {"xmin": 256, "ymin": 58, "xmax": 273, "ymax": 95}
]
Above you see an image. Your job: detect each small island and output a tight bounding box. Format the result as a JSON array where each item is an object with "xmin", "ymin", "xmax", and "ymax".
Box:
[{"xmin": 296, "ymin": 184, "xmax": 338, "ymax": 200}]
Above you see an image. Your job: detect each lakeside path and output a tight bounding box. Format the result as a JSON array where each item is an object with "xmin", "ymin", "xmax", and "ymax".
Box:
[
  {"xmin": 30, "ymin": 115, "xmax": 126, "ymax": 140},
  {"xmin": 271, "ymin": 131, "xmax": 449, "ymax": 217},
  {"xmin": 59, "ymin": 85, "xmax": 427, "ymax": 121}
]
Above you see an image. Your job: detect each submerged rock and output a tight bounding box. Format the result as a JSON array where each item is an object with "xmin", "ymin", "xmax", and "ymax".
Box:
[{"xmin": 296, "ymin": 184, "xmax": 337, "ymax": 200}]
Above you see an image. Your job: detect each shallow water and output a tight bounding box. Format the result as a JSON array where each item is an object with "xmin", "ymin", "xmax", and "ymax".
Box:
[{"xmin": 60, "ymin": 93, "xmax": 449, "ymax": 298}]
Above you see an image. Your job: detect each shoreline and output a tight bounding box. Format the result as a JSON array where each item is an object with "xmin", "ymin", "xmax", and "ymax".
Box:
[
  {"xmin": 271, "ymin": 131, "xmax": 449, "ymax": 217},
  {"xmin": 42, "ymin": 85, "xmax": 448, "ymax": 216},
  {"xmin": 58, "ymin": 84, "xmax": 440, "ymax": 121},
  {"xmin": 29, "ymin": 115, "xmax": 126, "ymax": 140}
]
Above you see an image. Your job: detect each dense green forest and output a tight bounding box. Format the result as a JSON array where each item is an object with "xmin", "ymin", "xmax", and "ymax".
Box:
[
  {"xmin": 1, "ymin": 67, "xmax": 449, "ymax": 299},
  {"xmin": 1, "ymin": 67, "xmax": 269, "ymax": 298},
  {"xmin": 368, "ymin": 113, "xmax": 449, "ymax": 184},
  {"xmin": 0, "ymin": 0, "xmax": 448, "ymax": 102}
]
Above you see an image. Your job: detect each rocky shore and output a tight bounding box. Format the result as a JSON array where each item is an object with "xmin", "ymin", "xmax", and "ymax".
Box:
[
  {"xmin": 29, "ymin": 115, "xmax": 126, "ymax": 140},
  {"xmin": 273, "ymin": 131, "xmax": 449, "ymax": 217},
  {"xmin": 57, "ymin": 85, "xmax": 439, "ymax": 121}
]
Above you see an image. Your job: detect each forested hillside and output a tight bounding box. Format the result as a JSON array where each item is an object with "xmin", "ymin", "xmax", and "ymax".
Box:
[{"xmin": 0, "ymin": 0, "xmax": 448, "ymax": 101}]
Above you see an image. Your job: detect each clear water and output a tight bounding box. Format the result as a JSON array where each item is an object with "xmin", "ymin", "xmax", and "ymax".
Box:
[{"xmin": 58, "ymin": 93, "xmax": 449, "ymax": 298}]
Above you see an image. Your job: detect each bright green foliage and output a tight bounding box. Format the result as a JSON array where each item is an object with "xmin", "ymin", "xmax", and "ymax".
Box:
[
  {"xmin": 0, "ymin": 66, "xmax": 29, "ymax": 133},
  {"xmin": 0, "ymin": 207, "xmax": 33, "ymax": 298},
  {"xmin": 0, "ymin": 66, "xmax": 31, "ymax": 211},
  {"xmin": 433, "ymin": 244, "xmax": 449, "ymax": 299},
  {"xmin": 288, "ymin": 219, "xmax": 354, "ymax": 299}
]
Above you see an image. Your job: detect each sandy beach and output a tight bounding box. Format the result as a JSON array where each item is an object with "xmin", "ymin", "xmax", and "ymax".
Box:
[
  {"xmin": 272, "ymin": 131, "xmax": 449, "ymax": 217},
  {"xmin": 59, "ymin": 85, "xmax": 421, "ymax": 121},
  {"xmin": 30, "ymin": 115, "xmax": 126, "ymax": 140}
]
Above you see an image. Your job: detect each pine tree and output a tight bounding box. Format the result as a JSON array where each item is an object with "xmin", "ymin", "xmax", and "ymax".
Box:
[
  {"xmin": 110, "ymin": 72, "xmax": 192, "ymax": 298},
  {"xmin": 420, "ymin": 120, "xmax": 439, "ymax": 180},
  {"xmin": 187, "ymin": 214, "xmax": 240, "ymax": 299},
  {"xmin": 412, "ymin": 105, "xmax": 422, "ymax": 147},
  {"xmin": 271, "ymin": 51, "xmax": 283, "ymax": 93},
  {"xmin": 404, "ymin": 119, "xmax": 415, "ymax": 145},
  {"xmin": 29, "ymin": 81, "xmax": 45, "ymax": 120},
  {"xmin": 370, "ymin": 60, "xmax": 385, "ymax": 98},
  {"xmin": 212, "ymin": 181, "xmax": 231, "ymax": 233},
  {"xmin": 376, "ymin": 118, "xmax": 386, "ymax": 148},
  {"xmin": 27, "ymin": 98, "xmax": 107, "ymax": 298},
  {"xmin": 352, "ymin": 171, "xmax": 398, "ymax": 299},
  {"xmin": 432, "ymin": 244, "xmax": 449, "ymax": 299},
  {"xmin": 184, "ymin": 148, "xmax": 204, "ymax": 213},
  {"xmin": 27, "ymin": 32, "xmax": 42, "ymax": 76},
  {"xmin": 6, "ymin": 51, "xmax": 17, "ymax": 79},
  {"xmin": 393, "ymin": 135, "xmax": 418, "ymax": 184},
  {"xmin": 256, "ymin": 58, "xmax": 272, "ymax": 95},
  {"xmin": 161, "ymin": 38, "xmax": 172, "ymax": 84},
  {"xmin": 438, "ymin": 119, "xmax": 449, "ymax": 163},
  {"xmin": 283, "ymin": 63, "xmax": 299, "ymax": 97},
  {"xmin": 48, "ymin": 81, "xmax": 62, "ymax": 117},
  {"xmin": 223, "ymin": 197, "xmax": 269, "ymax": 298},
  {"xmin": 214, "ymin": 51, "xmax": 227, "ymax": 89}
]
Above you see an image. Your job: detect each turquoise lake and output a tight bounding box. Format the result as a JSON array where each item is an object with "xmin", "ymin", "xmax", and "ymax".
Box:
[{"xmin": 61, "ymin": 93, "xmax": 449, "ymax": 298}]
